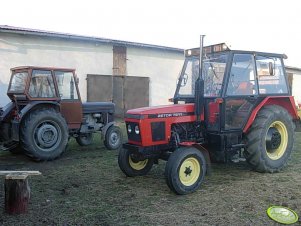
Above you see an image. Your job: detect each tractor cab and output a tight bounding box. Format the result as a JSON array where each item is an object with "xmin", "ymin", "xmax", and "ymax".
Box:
[
  {"xmin": 7, "ymin": 66, "xmax": 83, "ymax": 129},
  {"xmin": 174, "ymin": 44, "xmax": 290, "ymax": 133},
  {"xmin": 8, "ymin": 66, "xmax": 80, "ymax": 101}
]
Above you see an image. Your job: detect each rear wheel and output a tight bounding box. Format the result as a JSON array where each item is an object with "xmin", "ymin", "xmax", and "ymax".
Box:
[
  {"xmin": 104, "ymin": 126, "xmax": 122, "ymax": 150},
  {"xmin": 118, "ymin": 148, "xmax": 154, "ymax": 176},
  {"xmin": 20, "ymin": 109, "xmax": 68, "ymax": 161},
  {"xmin": 76, "ymin": 133, "xmax": 93, "ymax": 146},
  {"xmin": 165, "ymin": 147, "xmax": 206, "ymax": 195},
  {"xmin": 244, "ymin": 105, "xmax": 295, "ymax": 173}
]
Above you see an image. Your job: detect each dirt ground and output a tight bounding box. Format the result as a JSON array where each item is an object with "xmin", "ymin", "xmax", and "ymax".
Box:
[{"xmin": 0, "ymin": 128, "xmax": 300, "ymax": 226}]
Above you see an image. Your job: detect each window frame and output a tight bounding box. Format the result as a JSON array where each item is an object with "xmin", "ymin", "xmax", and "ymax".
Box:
[
  {"xmin": 28, "ymin": 69, "xmax": 57, "ymax": 99},
  {"xmin": 255, "ymin": 55, "xmax": 289, "ymax": 96},
  {"xmin": 225, "ymin": 52, "xmax": 259, "ymax": 97},
  {"xmin": 54, "ymin": 70, "xmax": 80, "ymax": 101}
]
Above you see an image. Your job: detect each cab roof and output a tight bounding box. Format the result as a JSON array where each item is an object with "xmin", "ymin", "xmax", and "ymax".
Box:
[
  {"xmin": 185, "ymin": 43, "xmax": 287, "ymax": 59},
  {"xmin": 11, "ymin": 66, "xmax": 75, "ymax": 72}
]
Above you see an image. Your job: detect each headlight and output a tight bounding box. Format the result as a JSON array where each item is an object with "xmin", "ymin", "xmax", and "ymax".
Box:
[
  {"xmin": 127, "ymin": 124, "xmax": 132, "ymax": 133},
  {"xmin": 135, "ymin": 125, "xmax": 140, "ymax": 134}
]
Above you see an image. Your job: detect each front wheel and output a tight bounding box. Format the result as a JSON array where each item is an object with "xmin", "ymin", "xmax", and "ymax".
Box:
[
  {"xmin": 118, "ymin": 148, "xmax": 154, "ymax": 176},
  {"xmin": 104, "ymin": 126, "xmax": 122, "ymax": 150},
  {"xmin": 165, "ymin": 147, "xmax": 206, "ymax": 195},
  {"xmin": 76, "ymin": 133, "xmax": 93, "ymax": 146}
]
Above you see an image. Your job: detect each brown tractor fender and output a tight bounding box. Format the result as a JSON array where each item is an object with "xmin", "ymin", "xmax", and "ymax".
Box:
[
  {"xmin": 243, "ymin": 96, "xmax": 299, "ymax": 133},
  {"xmin": 0, "ymin": 102, "xmax": 15, "ymax": 122},
  {"xmin": 18, "ymin": 101, "xmax": 60, "ymax": 122}
]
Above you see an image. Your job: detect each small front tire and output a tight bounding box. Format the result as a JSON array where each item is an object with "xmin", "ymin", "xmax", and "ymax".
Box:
[
  {"xmin": 165, "ymin": 147, "xmax": 206, "ymax": 195},
  {"xmin": 104, "ymin": 126, "xmax": 122, "ymax": 150},
  {"xmin": 76, "ymin": 133, "xmax": 93, "ymax": 146},
  {"xmin": 118, "ymin": 148, "xmax": 154, "ymax": 176}
]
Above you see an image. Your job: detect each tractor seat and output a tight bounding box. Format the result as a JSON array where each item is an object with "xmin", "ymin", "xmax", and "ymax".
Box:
[
  {"xmin": 235, "ymin": 82, "xmax": 254, "ymax": 95},
  {"xmin": 82, "ymin": 102, "xmax": 115, "ymax": 114}
]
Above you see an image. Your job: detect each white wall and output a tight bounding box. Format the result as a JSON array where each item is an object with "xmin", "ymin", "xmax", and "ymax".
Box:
[
  {"xmin": 127, "ymin": 47, "xmax": 183, "ymax": 106},
  {"xmin": 0, "ymin": 32, "xmax": 185, "ymax": 108},
  {"xmin": 0, "ymin": 33, "xmax": 113, "ymax": 106},
  {"xmin": 292, "ymin": 73, "xmax": 301, "ymax": 106}
]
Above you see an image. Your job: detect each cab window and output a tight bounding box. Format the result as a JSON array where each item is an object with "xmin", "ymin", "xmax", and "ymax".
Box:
[
  {"xmin": 226, "ymin": 54, "xmax": 257, "ymax": 96},
  {"xmin": 55, "ymin": 71, "xmax": 78, "ymax": 100},
  {"xmin": 256, "ymin": 56, "xmax": 288, "ymax": 94},
  {"xmin": 29, "ymin": 70, "xmax": 56, "ymax": 98}
]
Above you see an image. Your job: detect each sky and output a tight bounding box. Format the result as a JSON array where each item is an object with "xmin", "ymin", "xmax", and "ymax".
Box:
[{"xmin": 1, "ymin": 0, "xmax": 301, "ymax": 67}]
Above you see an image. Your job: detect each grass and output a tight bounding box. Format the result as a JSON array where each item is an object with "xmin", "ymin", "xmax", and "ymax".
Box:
[{"xmin": 0, "ymin": 131, "xmax": 301, "ymax": 225}]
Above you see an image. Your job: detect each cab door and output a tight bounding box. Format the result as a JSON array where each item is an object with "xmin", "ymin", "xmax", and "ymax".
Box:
[
  {"xmin": 54, "ymin": 71, "xmax": 82, "ymax": 129},
  {"xmin": 223, "ymin": 53, "xmax": 259, "ymax": 131}
]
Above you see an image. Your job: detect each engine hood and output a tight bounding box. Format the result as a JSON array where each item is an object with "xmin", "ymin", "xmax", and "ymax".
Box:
[{"xmin": 126, "ymin": 103, "xmax": 195, "ymax": 117}]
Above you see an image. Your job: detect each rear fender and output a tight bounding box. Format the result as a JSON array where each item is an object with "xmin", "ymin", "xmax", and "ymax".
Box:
[
  {"xmin": 18, "ymin": 101, "xmax": 60, "ymax": 122},
  {"xmin": 243, "ymin": 96, "xmax": 298, "ymax": 133},
  {"xmin": 0, "ymin": 102, "xmax": 15, "ymax": 122},
  {"xmin": 101, "ymin": 121, "xmax": 116, "ymax": 137}
]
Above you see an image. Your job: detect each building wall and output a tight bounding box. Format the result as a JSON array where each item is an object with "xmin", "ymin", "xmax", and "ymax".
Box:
[
  {"xmin": 127, "ymin": 47, "xmax": 183, "ymax": 106},
  {"xmin": 0, "ymin": 33, "xmax": 113, "ymax": 106},
  {"xmin": 287, "ymin": 69, "xmax": 301, "ymax": 106},
  {"xmin": 0, "ymin": 32, "xmax": 184, "ymax": 107}
]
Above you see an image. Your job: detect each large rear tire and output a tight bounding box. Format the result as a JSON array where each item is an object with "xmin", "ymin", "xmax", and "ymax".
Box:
[
  {"xmin": 165, "ymin": 147, "xmax": 206, "ymax": 195},
  {"xmin": 118, "ymin": 148, "xmax": 154, "ymax": 176},
  {"xmin": 20, "ymin": 109, "xmax": 68, "ymax": 161},
  {"xmin": 244, "ymin": 105, "xmax": 295, "ymax": 173}
]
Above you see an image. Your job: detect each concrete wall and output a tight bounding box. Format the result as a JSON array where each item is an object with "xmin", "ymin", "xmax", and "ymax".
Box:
[
  {"xmin": 127, "ymin": 47, "xmax": 183, "ymax": 106},
  {"xmin": 0, "ymin": 32, "xmax": 184, "ymax": 107},
  {"xmin": 291, "ymin": 72, "xmax": 301, "ymax": 106},
  {"xmin": 0, "ymin": 33, "xmax": 113, "ymax": 106}
]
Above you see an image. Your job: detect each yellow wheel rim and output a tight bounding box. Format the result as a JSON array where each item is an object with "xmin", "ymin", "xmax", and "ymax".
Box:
[
  {"xmin": 129, "ymin": 157, "xmax": 148, "ymax": 170},
  {"xmin": 179, "ymin": 157, "xmax": 201, "ymax": 186},
  {"xmin": 266, "ymin": 121, "xmax": 288, "ymax": 160}
]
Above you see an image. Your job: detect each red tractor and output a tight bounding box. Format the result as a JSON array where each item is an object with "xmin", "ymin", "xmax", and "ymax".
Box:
[
  {"xmin": 0, "ymin": 66, "xmax": 122, "ymax": 161},
  {"xmin": 118, "ymin": 36, "xmax": 299, "ymax": 194}
]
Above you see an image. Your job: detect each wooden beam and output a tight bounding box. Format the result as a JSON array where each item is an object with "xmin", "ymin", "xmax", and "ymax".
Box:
[{"xmin": 0, "ymin": 171, "xmax": 41, "ymax": 176}]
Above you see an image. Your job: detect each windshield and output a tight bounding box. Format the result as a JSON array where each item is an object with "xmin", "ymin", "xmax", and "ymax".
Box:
[
  {"xmin": 175, "ymin": 52, "xmax": 229, "ymax": 98},
  {"xmin": 203, "ymin": 53, "xmax": 228, "ymax": 96},
  {"xmin": 9, "ymin": 72, "xmax": 29, "ymax": 93}
]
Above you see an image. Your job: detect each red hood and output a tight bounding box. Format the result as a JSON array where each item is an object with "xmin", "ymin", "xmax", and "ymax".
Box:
[{"xmin": 126, "ymin": 103, "xmax": 195, "ymax": 115}]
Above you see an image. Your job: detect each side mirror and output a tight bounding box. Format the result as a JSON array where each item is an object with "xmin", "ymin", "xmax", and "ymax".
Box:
[{"xmin": 269, "ymin": 62, "xmax": 274, "ymax": 76}]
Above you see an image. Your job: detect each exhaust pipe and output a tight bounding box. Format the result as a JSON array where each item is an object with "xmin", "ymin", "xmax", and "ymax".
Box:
[{"xmin": 195, "ymin": 35, "xmax": 205, "ymax": 122}]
